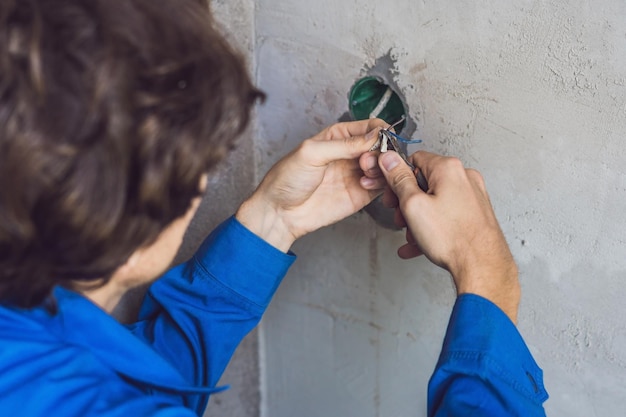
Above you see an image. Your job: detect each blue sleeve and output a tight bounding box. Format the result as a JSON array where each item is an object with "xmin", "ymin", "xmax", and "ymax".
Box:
[
  {"xmin": 428, "ymin": 294, "xmax": 548, "ymax": 417},
  {"xmin": 127, "ymin": 216, "xmax": 295, "ymax": 414}
]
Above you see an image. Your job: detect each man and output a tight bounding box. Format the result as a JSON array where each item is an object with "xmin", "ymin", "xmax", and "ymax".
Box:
[{"xmin": 0, "ymin": 0, "xmax": 547, "ymax": 416}]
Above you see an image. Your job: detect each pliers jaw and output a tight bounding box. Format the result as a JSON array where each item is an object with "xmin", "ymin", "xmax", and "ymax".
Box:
[{"xmin": 368, "ymin": 117, "xmax": 429, "ymax": 192}]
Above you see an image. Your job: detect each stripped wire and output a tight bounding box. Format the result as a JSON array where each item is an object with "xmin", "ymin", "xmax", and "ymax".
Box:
[
  {"xmin": 385, "ymin": 129, "xmax": 422, "ymax": 145},
  {"xmin": 384, "ymin": 115, "xmax": 423, "ymax": 144}
]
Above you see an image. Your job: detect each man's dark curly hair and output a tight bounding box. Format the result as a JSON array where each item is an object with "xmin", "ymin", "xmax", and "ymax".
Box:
[{"xmin": 0, "ymin": 0, "xmax": 264, "ymax": 308}]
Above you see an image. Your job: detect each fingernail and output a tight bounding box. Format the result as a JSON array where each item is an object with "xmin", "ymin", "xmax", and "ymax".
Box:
[
  {"xmin": 361, "ymin": 177, "xmax": 375, "ymax": 188},
  {"xmin": 381, "ymin": 152, "xmax": 399, "ymax": 171},
  {"xmin": 366, "ymin": 128, "xmax": 378, "ymax": 140},
  {"xmin": 365, "ymin": 155, "xmax": 377, "ymax": 170}
]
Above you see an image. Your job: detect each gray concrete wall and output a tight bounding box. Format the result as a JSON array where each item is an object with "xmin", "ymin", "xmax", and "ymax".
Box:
[{"xmin": 253, "ymin": 1, "xmax": 626, "ymax": 416}]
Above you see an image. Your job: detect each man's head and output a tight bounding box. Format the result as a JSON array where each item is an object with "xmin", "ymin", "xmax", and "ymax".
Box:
[{"xmin": 0, "ymin": 0, "xmax": 263, "ymax": 308}]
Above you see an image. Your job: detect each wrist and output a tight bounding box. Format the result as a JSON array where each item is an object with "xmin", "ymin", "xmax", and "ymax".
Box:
[
  {"xmin": 453, "ymin": 258, "xmax": 521, "ymax": 323},
  {"xmin": 235, "ymin": 196, "xmax": 296, "ymax": 253}
]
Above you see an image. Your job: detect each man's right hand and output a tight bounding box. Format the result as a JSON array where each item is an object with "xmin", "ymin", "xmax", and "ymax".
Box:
[{"xmin": 374, "ymin": 150, "xmax": 521, "ymax": 323}]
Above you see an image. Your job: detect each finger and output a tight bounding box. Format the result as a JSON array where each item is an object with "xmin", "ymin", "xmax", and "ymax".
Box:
[
  {"xmin": 296, "ymin": 132, "xmax": 373, "ymax": 167},
  {"xmin": 409, "ymin": 151, "xmax": 447, "ymax": 189},
  {"xmin": 359, "ymin": 151, "xmax": 383, "ymax": 178},
  {"xmin": 411, "ymin": 152, "xmax": 469, "ymax": 192},
  {"xmin": 323, "ymin": 118, "xmax": 388, "ymax": 140},
  {"xmin": 359, "ymin": 175, "xmax": 386, "ymax": 190},
  {"xmin": 410, "ymin": 151, "xmax": 442, "ymax": 174},
  {"xmin": 398, "ymin": 243, "xmax": 424, "ymax": 259},
  {"xmin": 466, "ymin": 168, "xmax": 487, "ymax": 194},
  {"xmin": 378, "ymin": 151, "xmax": 423, "ymax": 203}
]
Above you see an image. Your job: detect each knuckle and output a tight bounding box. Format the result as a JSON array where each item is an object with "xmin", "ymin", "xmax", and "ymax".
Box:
[
  {"xmin": 442, "ymin": 156, "xmax": 464, "ymax": 171},
  {"xmin": 298, "ymin": 138, "xmax": 316, "ymax": 155},
  {"xmin": 368, "ymin": 118, "xmax": 387, "ymax": 129},
  {"xmin": 329, "ymin": 121, "xmax": 347, "ymax": 133},
  {"xmin": 466, "ymin": 168, "xmax": 487, "ymax": 190},
  {"xmin": 390, "ymin": 169, "xmax": 414, "ymax": 188},
  {"xmin": 345, "ymin": 135, "xmax": 362, "ymax": 151},
  {"xmin": 466, "ymin": 168, "xmax": 484, "ymax": 182}
]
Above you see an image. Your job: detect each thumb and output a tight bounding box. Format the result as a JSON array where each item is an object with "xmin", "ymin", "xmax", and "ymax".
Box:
[{"xmin": 379, "ymin": 151, "xmax": 421, "ymax": 201}]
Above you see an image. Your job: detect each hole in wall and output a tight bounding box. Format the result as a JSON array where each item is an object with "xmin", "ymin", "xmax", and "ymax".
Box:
[
  {"xmin": 347, "ymin": 76, "xmax": 411, "ymax": 230},
  {"xmin": 349, "ymin": 76, "xmax": 407, "ymax": 133}
]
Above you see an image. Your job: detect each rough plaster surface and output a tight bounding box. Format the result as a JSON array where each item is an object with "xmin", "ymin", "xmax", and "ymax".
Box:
[{"xmin": 255, "ymin": 1, "xmax": 626, "ymax": 416}]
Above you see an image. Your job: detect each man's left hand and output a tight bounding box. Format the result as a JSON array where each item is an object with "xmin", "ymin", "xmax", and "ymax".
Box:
[{"xmin": 236, "ymin": 119, "xmax": 387, "ymax": 252}]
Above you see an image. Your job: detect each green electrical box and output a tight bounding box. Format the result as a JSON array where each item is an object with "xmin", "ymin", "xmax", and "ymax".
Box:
[{"xmin": 349, "ymin": 76, "xmax": 407, "ymax": 133}]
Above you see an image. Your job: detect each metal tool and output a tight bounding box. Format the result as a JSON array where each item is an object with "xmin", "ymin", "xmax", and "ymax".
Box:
[{"xmin": 371, "ymin": 116, "xmax": 429, "ymax": 192}]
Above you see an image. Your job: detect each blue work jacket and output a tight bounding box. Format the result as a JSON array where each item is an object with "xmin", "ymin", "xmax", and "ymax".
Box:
[{"xmin": 0, "ymin": 217, "xmax": 548, "ymax": 416}]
